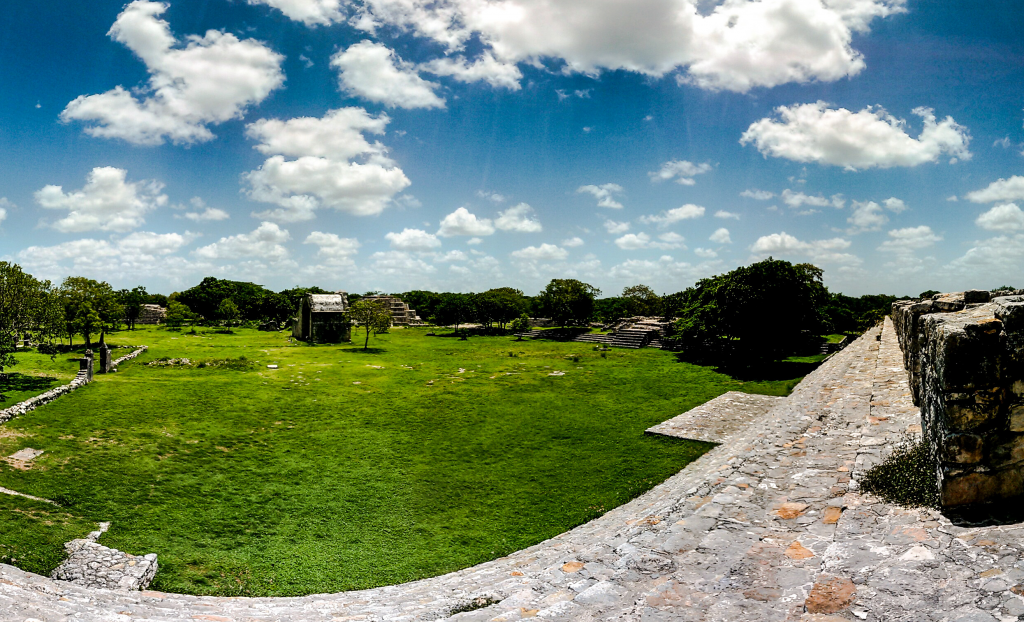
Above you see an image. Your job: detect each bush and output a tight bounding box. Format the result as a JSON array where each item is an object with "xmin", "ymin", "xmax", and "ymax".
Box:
[{"xmin": 859, "ymin": 435, "xmax": 939, "ymax": 508}]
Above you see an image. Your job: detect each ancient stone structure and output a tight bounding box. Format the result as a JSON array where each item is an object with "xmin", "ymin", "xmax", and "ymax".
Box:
[
  {"xmin": 292, "ymin": 293, "xmax": 351, "ymax": 343},
  {"xmin": 893, "ymin": 290, "xmax": 1024, "ymax": 507},
  {"xmin": 96, "ymin": 334, "xmax": 113, "ymax": 374},
  {"xmin": 51, "ymin": 524, "xmax": 158, "ymax": 591},
  {"xmin": 136, "ymin": 304, "xmax": 166, "ymax": 325},
  {"xmin": 360, "ymin": 295, "xmax": 423, "ymax": 325}
]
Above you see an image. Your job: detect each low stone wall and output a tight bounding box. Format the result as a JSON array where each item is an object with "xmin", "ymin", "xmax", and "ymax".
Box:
[
  {"xmin": 892, "ymin": 291, "xmax": 1024, "ymax": 507},
  {"xmin": 0, "ymin": 346, "xmax": 147, "ymax": 426}
]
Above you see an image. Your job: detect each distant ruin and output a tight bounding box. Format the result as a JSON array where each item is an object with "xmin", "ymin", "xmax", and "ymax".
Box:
[
  {"xmin": 292, "ymin": 293, "xmax": 351, "ymax": 344},
  {"xmin": 359, "ymin": 295, "xmax": 423, "ymax": 326},
  {"xmin": 893, "ymin": 289, "xmax": 1024, "ymax": 507},
  {"xmin": 137, "ymin": 304, "xmax": 166, "ymax": 325}
]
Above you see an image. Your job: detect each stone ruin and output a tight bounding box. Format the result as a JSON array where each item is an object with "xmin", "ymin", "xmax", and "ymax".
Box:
[
  {"xmin": 360, "ymin": 295, "xmax": 424, "ymax": 326},
  {"xmin": 292, "ymin": 292, "xmax": 351, "ymax": 344},
  {"xmin": 892, "ymin": 289, "xmax": 1024, "ymax": 507},
  {"xmin": 137, "ymin": 304, "xmax": 166, "ymax": 325},
  {"xmin": 51, "ymin": 523, "xmax": 158, "ymax": 591}
]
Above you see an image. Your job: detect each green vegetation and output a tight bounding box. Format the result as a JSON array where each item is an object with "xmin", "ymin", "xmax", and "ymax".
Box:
[
  {"xmin": 0, "ymin": 349, "xmax": 80, "ymax": 407},
  {"xmin": 0, "ymin": 326, "xmax": 799, "ymax": 596},
  {"xmin": 859, "ymin": 435, "xmax": 939, "ymax": 508}
]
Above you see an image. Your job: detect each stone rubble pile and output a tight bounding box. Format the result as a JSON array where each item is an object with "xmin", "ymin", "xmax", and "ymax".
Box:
[
  {"xmin": 892, "ymin": 291, "xmax": 1024, "ymax": 507},
  {"xmin": 111, "ymin": 345, "xmax": 147, "ymax": 367},
  {"xmin": 50, "ymin": 524, "xmax": 158, "ymax": 591}
]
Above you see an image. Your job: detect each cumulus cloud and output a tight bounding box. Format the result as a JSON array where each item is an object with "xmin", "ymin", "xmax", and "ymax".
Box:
[
  {"xmin": 17, "ymin": 233, "xmax": 203, "ymax": 284},
  {"xmin": 694, "ymin": 248, "xmax": 717, "ymax": 258},
  {"xmin": 117, "ymin": 231, "xmax": 196, "ymax": 256},
  {"xmin": 781, "ymin": 189, "xmax": 845, "ymax": 210},
  {"xmin": 438, "ymin": 207, "xmax": 495, "ymax": 236},
  {"xmin": 976, "ymin": 203, "xmax": 1024, "ymax": 232},
  {"xmin": 615, "ymin": 232, "xmax": 685, "ymax": 250},
  {"xmin": 577, "ymin": 183, "xmax": 624, "ymax": 209},
  {"xmin": 194, "ymin": 221, "xmax": 291, "ymax": 261},
  {"xmin": 715, "ymin": 210, "xmax": 740, "ymax": 220},
  {"xmin": 883, "ymin": 197, "xmax": 908, "ymax": 213},
  {"xmin": 608, "ymin": 255, "xmax": 719, "ymax": 283},
  {"xmin": 741, "ymin": 102, "xmax": 971, "ymax": 170},
  {"xmin": 351, "ymin": 0, "xmax": 905, "ymax": 93},
  {"xmin": 331, "ymin": 41, "xmax": 445, "ymax": 109},
  {"xmin": 304, "ymin": 231, "xmax": 360, "ymax": 265},
  {"xmin": 604, "ymin": 220, "xmax": 630, "ymax": 235},
  {"xmin": 946, "ymin": 234, "xmax": 1024, "ymax": 282},
  {"xmin": 639, "ymin": 204, "xmax": 705, "ymax": 227},
  {"xmin": 243, "ymin": 107, "xmax": 411, "ymax": 221},
  {"xmin": 495, "ymin": 203, "xmax": 542, "ymax": 232},
  {"xmin": 247, "ymin": 0, "xmax": 343, "ymax": 26},
  {"xmin": 877, "ymin": 225, "xmax": 942, "ymax": 255},
  {"xmin": 709, "ymin": 228, "xmax": 732, "ymax": 244},
  {"xmin": 562, "ymin": 236, "xmax": 584, "ymax": 247},
  {"xmin": 740, "ymin": 189, "xmax": 774, "ymax": 200},
  {"xmin": 370, "ymin": 250, "xmax": 437, "ymax": 277},
  {"xmin": 648, "ymin": 160, "xmax": 712, "ymax": 185},
  {"xmin": 966, "ymin": 176, "xmax": 1024, "ymax": 203},
  {"xmin": 476, "ymin": 190, "xmax": 506, "ymax": 203},
  {"xmin": 511, "ymin": 243, "xmax": 569, "ymax": 261},
  {"xmin": 846, "ymin": 201, "xmax": 887, "ymax": 234},
  {"xmin": 176, "ymin": 197, "xmax": 229, "ymax": 222},
  {"xmin": 35, "ymin": 166, "xmax": 167, "ymax": 233},
  {"xmin": 61, "ymin": 1, "xmax": 284, "ymax": 145},
  {"xmin": 385, "ymin": 227, "xmax": 442, "ymax": 250},
  {"xmin": 0, "ymin": 198, "xmax": 10, "ymax": 228},
  {"xmin": 751, "ymin": 231, "xmax": 861, "ymax": 266},
  {"xmin": 421, "ymin": 52, "xmax": 523, "ymax": 89}
]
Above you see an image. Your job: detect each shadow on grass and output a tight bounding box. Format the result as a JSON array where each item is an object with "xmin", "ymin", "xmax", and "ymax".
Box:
[
  {"xmin": 339, "ymin": 347, "xmax": 388, "ymax": 354},
  {"xmin": 673, "ymin": 352, "xmax": 822, "ymax": 383},
  {"xmin": 0, "ymin": 373, "xmax": 59, "ymax": 403}
]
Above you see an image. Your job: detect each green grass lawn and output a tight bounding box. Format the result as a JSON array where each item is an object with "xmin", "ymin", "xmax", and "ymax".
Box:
[
  {"xmin": 0, "ymin": 326, "xmax": 801, "ymax": 597},
  {"xmin": 0, "ymin": 349, "xmax": 81, "ymax": 408}
]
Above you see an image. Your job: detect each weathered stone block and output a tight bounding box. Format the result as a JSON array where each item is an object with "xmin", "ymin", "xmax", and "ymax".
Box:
[{"xmin": 943, "ymin": 434, "xmax": 984, "ymax": 464}]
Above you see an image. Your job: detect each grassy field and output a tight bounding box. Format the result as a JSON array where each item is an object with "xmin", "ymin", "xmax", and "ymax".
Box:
[
  {"xmin": 0, "ymin": 349, "xmax": 80, "ymax": 408},
  {"xmin": 0, "ymin": 326, "xmax": 802, "ymax": 596}
]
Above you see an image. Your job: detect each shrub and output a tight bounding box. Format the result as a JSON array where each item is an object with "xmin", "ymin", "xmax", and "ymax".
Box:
[{"xmin": 859, "ymin": 435, "xmax": 939, "ymax": 508}]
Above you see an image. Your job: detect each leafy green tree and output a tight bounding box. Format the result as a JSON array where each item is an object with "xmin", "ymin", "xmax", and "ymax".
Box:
[
  {"xmin": 510, "ymin": 313, "xmax": 531, "ymax": 340},
  {"xmin": 674, "ymin": 258, "xmax": 829, "ymax": 364},
  {"xmin": 538, "ymin": 279, "xmax": 601, "ymax": 327},
  {"xmin": 349, "ymin": 299, "xmax": 392, "ymax": 350},
  {"xmin": 59, "ymin": 277, "xmax": 121, "ymax": 347},
  {"xmin": 0, "ymin": 262, "xmax": 62, "ymax": 375},
  {"xmin": 218, "ymin": 298, "xmax": 241, "ymax": 322},
  {"xmin": 116, "ymin": 286, "xmax": 149, "ymax": 330},
  {"xmin": 918, "ymin": 289, "xmax": 940, "ymax": 299},
  {"xmin": 147, "ymin": 293, "xmax": 168, "ymax": 307},
  {"xmin": 400, "ymin": 290, "xmax": 442, "ymax": 321},
  {"xmin": 475, "ymin": 287, "xmax": 526, "ymax": 329},
  {"xmin": 622, "ymin": 284, "xmax": 662, "ymax": 317},
  {"xmin": 165, "ymin": 300, "xmax": 195, "ymax": 328},
  {"xmin": 432, "ymin": 293, "xmax": 476, "ymax": 333}
]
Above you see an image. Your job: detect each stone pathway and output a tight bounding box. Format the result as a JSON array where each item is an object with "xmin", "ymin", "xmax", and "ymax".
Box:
[
  {"xmin": 50, "ymin": 523, "xmax": 158, "ymax": 592},
  {"xmin": 5, "ymin": 321, "xmax": 1024, "ymax": 620},
  {"xmin": 646, "ymin": 391, "xmax": 786, "ymax": 443}
]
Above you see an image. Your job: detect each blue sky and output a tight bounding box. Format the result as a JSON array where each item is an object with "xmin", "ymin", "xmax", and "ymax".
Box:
[{"xmin": 2, "ymin": 0, "xmax": 1023, "ymax": 296}]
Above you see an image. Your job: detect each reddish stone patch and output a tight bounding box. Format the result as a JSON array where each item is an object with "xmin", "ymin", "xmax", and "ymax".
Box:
[
  {"xmin": 805, "ymin": 577, "xmax": 856, "ymax": 614},
  {"xmin": 785, "ymin": 541, "xmax": 815, "ymax": 560},
  {"xmin": 822, "ymin": 507, "xmax": 843, "ymax": 524},
  {"xmin": 743, "ymin": 586, "xmax": 781, "ymax": 601},
  {"xmin": 776, "ymin": 502, "xmax": 809, "ymax": 519},
  {"xmin": 561, "ymin": 561, "xmax": 584, "ymax": 573}
]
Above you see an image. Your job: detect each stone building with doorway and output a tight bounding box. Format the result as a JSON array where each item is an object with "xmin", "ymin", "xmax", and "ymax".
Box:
[{"xmin": 292, "ymin": 293, "xmax": 351, "ymax": 343}]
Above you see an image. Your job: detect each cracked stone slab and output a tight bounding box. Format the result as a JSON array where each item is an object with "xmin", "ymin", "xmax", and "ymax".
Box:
[
  {"xmin": 8, "ymin": 447, "xmax": 44, "ymax": 461},
  {"xmin": 647, "ymin": 391, "xmax": 786, "ymax": 443}
]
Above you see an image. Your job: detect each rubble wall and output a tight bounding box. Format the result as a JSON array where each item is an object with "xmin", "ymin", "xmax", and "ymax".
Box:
[{"xmin": 892, "ymin": 291, "xmax": 1024, "ymax": 507}]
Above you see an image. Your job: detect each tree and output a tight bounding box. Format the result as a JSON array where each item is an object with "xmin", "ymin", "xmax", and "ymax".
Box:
[
  {"xmin": 0, "ymin": 263, "xmax": 62, "ymax": 376},
  {"xmin": 116, "ymin": 286, "xmax": 149, "ymax": 330},
  {"xmin": 510, "ymin": 313, "xmax": 531, "ymax": 340},
  {"xmin": 400, "ymin": 290, "xmax": 442, "ymax": 322},
  {"xmin": 349, "ymin": 299, "xmax": 392, "ymax": 350},
  {"xmin": 432, "ymin": 293, "xmax": 476, "ymax": 333},
  {"xmin": 218, "ymin": 298, "xmax": 241, "ymax": 322},
  {"xmin": 59, "ymin": 277, "xmax": 122, "ymax": 348},
  {"xmin": 622, "ymin": 284, "xmax": 662, "ymax": 317},
  {"xmin": 538, "ymin": 279, "xmax": 601, "ymax": 327},
  {"xmin": 475, "ymin": 287, "xmax": 526, "ymax": 329},
  {"xmin": 165, "ymin": 300, "xmax": 195, "ymax": 328},
  {"xmin": 673, "ymin": 258, "xmax": 829, "ymax": 364}
]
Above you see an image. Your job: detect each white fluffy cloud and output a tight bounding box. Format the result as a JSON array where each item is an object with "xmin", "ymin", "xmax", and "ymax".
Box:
[
  {"xmin": 976, "ymin": 203, "xmax": 1024, "ymax": 232},
  {"xmin": 604, "ymin": 220, "xmax": 630, "ymax": 235},
  {"xmin": 966, "ymin": 176, "xmax": 1024, "ymax": 203},
  {"xmin": 715, "ymin": 210, "xmax": 740, "ymax": 220},
  {"xmin": 247, "ymin": 0, "xmax": 343, "ymax": 25},
  {"xmin": 562, "ymin": 236, "xmax": 584, "ymax": 247},
  {"xmin": 351, "ymin": 0, "xmax": 905, "ymax": 93},
  {"xmin": 331, "ymin": 41, "xmax": 445, "ymax": 109},
  {"xmin": 614, "ymin": 232, "xmax": 685, "ymax": 250},
  {"xmin": 877, "ymin": 225, "xmax": 942, "ymax": 255},
  {"xmin": 422, "ymin": 53, "xmax": 523, "ymax": 90},
  {"xmin": 194, "ymin": 221, "xmax": 291, "ymax": 261},
  {"xmin": 176, "ymin": 197, "xmax": 229, "ymax": 222},
  {"xmin": 709, "ymin": 228, "xmax": 731, "ymax": 244},
  {"xmin": 639, "ymin": 204, "xmax": 705, "ymax": 227},
  {"xmin": 510, "ymin": 243, "xmax": 569, "ymax": 261},
  {"xmin": 740, "ymin": 189, "xmax": 774, "ymax": 200},
  {"xmin": 495, "ymin": 203, "xmax": 542, "ymax": 232},
  {"xmin": 883, "ymin": 197, "xmax": 908, "ymax": 213},
  {"xmin": 438, "ymin": 207, "xmax": 495, "ymax": 236},
  {"xmin": 781, "ymin": 189, "xmax": 845, "ymax": 209},
  {"xmin": 694, "ymin": 248, "xmax": 717, "ymax": 259},
  {"xmin": 61, "ymin": 1, "xmax": 284, "ymax": 146},
  {"xmin": 304, "ymin": 231, "xmax": 361, "ymax": 265},
  {"xmin": 243, "ymin": 108, "xmax": 411, "ymax": 221},
  {"xmin": 385, "ymin": 228, "xmax": 442, "ymax": 250},
  {"xmin": 35, "ymin": 167, "xmax": 167, "ymax": 233},
  {"xmin": 370, "ymin": 250, "xmax": 437, "ymax": 277},
  {"xmin": 577, "ymin": 183, "xmax": 624, "ymax": 209},
  {"xmin": 751, "ymin": 231, "xmax": 861, "ymax": 265},
  {"xmin": 846, "ymin": 201, "xmax": 887, "ymax": 233},
  {"xmin": 0, "ymin": 198, "xmax": 9, "ymax": 228},
  {"xmin": 945, "ymin": 234, "xmax": 1024, "ymax": 283},
  {"xmin": 17, "ymin": 233, "xmax": 202, "ymax": 284},
  {"xmin": 648, "ymin": 160, "xmax": 712, "ymax": 185},
  {"xmin": 741, "ymin": 103, "xmax": 971, "ymax": 170}
]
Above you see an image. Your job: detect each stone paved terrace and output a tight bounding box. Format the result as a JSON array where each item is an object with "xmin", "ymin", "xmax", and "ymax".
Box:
[
  {"xmin": 646, "ymin": 391, "xmax": 786, "ymax": 444},
  {"xmin": 6, "ymin": 320, "xmax": 1024, "ymax": 620}
]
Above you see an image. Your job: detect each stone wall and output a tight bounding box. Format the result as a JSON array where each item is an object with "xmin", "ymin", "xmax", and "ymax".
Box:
[{"xmin": 892, "ymin": 291, "xmax": 1024, "ymax": 507}]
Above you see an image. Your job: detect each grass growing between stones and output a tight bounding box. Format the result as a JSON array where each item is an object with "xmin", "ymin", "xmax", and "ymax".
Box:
[
  {"xmin": 0, "ymin": 326, "xmax": 802, "ymax": 596},
  {"xmin": 859, "ymin": 435, "xmax": 940, "ymax": 508}
]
